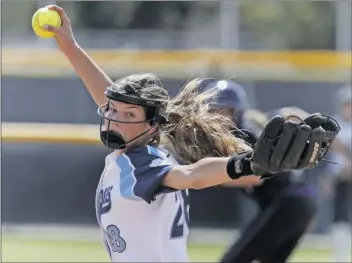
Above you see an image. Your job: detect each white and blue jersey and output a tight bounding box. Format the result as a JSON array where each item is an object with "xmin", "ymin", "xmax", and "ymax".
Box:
[{"xmin": 95, "ymin": 145, "xmax": 190, "ymax": 262}]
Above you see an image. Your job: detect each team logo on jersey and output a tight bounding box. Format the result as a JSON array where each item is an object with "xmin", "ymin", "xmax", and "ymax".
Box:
[
  {"xmin": 149, "ymin": 158, "xmax": 171, "ymax": 168},
  {"xmin": 99, "ymin": 185, "xmax": 113, "ymax": 215}
]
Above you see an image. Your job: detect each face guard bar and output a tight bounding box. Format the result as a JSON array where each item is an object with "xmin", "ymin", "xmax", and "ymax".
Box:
[{"xmin": 97, "ymin": 84, "xmax": 167, "ymax": 150}]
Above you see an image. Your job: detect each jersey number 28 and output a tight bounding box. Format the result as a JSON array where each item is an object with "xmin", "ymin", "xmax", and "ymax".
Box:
[
  {"xmin": 104, "ymin": 225, "xmax": 126, "ymax": 253},
  {"xmin": 171, "ymin": 190, "xmax": 190, "ymax": 239}
]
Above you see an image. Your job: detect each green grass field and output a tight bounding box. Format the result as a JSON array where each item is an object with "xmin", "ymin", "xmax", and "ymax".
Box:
[{"xmin": 2, "ymin": 236, "xmax": 333, "ymax": 262}]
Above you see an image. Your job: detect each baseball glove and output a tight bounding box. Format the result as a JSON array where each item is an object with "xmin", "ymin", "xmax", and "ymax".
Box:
[{"xmin": 250, "ymin": 113, "xmax": 340, "ymax": 174}]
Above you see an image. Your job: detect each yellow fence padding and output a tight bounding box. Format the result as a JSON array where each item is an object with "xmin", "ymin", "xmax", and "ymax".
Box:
[
  {"xmin": 2, "ymin": 122, "xmax": 101, "ymax": 145},
  {"xmin": 2, "ymin": 49, "xmax": 351, "ymax": 81}
]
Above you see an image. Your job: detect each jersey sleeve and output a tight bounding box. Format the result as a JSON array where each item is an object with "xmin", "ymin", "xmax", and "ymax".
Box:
[{"xmin": 116, "ymin": 145, "xmax": 176, "ymax": 203}]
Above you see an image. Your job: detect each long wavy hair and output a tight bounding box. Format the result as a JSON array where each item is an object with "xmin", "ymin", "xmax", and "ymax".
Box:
[{"xmin": 112, "ymin": 74, "xmax": 250, "ymax": 164}]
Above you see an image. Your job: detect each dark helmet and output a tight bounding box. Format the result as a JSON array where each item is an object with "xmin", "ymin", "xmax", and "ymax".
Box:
[
  {"xmin": 97, "ymin": 82, "xmax": 167, "ymax": 150},
  {"xmin": 201, "ymin": 79, "xmax": 250, "ymax": 128}
]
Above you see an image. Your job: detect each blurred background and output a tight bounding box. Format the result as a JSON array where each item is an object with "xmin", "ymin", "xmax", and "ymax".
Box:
[{"xmin": 1, "ymin": 0, "xmax": 351, "ymax": 262}]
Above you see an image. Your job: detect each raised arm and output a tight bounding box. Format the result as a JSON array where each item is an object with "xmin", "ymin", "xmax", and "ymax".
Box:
[{"xmin": 45, "ymin": 5, "xmax": 112, "ymax": 106}]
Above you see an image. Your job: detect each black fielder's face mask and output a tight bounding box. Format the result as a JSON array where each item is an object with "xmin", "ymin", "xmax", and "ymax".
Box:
[
  {"xmin": 97, "ymin": 84, "xmax": 167, "ymax": 150},
  {"xmin": 97, "ymin": 103, "xmax": 153, "ymax": 150}
]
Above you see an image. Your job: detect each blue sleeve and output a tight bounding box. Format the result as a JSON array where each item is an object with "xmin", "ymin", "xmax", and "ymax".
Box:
[{"xmin": 116, "ymin": 145, "xmax": 176, "ymax": 203}]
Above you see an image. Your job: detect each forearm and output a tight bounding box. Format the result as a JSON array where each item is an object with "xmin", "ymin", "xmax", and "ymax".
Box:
[
  {"xmin": 63, "ymin": 43, "xmax": 113, "ymax": 106},
  {"xmin": 183, "ymin": 157, "xmax": 232, "ymax": 189},
  {"xmin": 163, "ymin": 156, "xmax": 257, "ymax": 190}
]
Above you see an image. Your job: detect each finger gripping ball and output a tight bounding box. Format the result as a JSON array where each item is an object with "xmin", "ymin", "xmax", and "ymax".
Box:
[{"xmin": 32, "ymin": 7, "xmax": 62, "ymax": 38}]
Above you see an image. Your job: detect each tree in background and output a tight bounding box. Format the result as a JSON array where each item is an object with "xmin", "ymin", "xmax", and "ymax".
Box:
[
  {"xmin": 74, "ymin": 1, "xmax": 336, "ymax": 50},
  {"xmin": 239, "ymin": 1, "xmax": 336, "ymax": 50}
]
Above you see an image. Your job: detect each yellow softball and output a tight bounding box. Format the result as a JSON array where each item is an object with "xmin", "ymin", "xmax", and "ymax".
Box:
[{"xmin": 32, "ymin": 7, "xmax": 62, "ymax": 38}]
